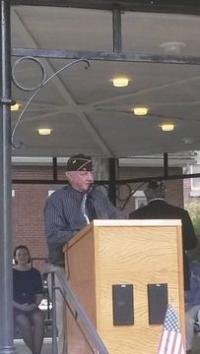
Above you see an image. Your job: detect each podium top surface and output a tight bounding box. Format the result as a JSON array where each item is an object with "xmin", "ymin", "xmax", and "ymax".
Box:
[{"xmin": 92, "ymin": 219, "xmax": 182, "ymax": 227}]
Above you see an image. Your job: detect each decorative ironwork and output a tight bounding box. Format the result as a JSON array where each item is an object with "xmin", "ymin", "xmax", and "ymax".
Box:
[{"xmin": 11, "ymin": 57, "xmax": 90, "ymax": 149}]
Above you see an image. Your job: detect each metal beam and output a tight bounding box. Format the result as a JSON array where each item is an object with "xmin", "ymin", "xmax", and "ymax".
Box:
[
  {"xmin": 163, "ymin": 153, "xmax": 169, "ymax": 178},
  {"xmin": 52, "ymin": 157, "xmax": 58, "ymax": 181},
  {"xmin": 112, "ymin": 7, "xmax": 122, "ymax": 53},
  {"xmin": 10, "ymin": 0, "xmax": 200, "ymax": 16},
  {"xmin": 12, "ymin": 48, "xmax": 200, "ymax": 66},
  {"xmin": 12, "ymin": 172, "xmax": 200, "ymax": 186},
  {"xmin": 0, "ymin": 0, "xmax": 16, "ymax": 353},
  {"xmin": 108, "ymin": 158, "xmax": 118, "ymax": 205}
]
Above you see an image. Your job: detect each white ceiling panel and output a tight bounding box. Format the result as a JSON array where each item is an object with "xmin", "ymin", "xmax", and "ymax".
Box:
[{"xmin": 10, "ymin": 5, "xmax": 200, "ymax": 157}]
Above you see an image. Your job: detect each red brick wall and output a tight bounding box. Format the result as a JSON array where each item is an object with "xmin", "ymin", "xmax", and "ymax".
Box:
[
  {"xmin": 12, "ymin": 184, "xmax": 49, "ymax": 271},
  {"xmin": 11, "ymin": 165, "xmax": 184, "ymax": 271}
]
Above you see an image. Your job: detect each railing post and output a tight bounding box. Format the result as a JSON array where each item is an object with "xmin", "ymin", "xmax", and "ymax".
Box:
[
  {"xmin": 0, "ymin": 0, "xmax": 16, "ymax": 353},
  {"xmin": 112, "ymin": 7, "xmax": 122, "ymax": 53},
  {"xmin": 51, "ymin": 272, "xmax": 58, "ymax": 354}
]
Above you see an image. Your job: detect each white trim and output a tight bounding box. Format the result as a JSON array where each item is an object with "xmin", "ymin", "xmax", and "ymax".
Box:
[
  {"xmin": 190, "ymin": 165, "xmax": 200, "ymax": 191},
  {"xmin": 11, "ymin": 154, "xmax": 195, "ymax": 167},
  {"xmin": 134, "ymin": 197, "xmax": 147, "ymax": 209},
  {"xmin": 119, "ymin": 154, "xmax": 195, "ymax": 167},
  {"xmin": 12, "ymin": 156, "xmax": 69, "ymax": 166},
  {"xmin": 134, "ymin": 190, "xmax": 145, "ymax": 197},
  {"xmin": 92, "ymin": 219, "xmax": 182, "ymax": 226},
  {"xmin": 190, "ymin": 190, "xmax": 200, "ymax": 197}
]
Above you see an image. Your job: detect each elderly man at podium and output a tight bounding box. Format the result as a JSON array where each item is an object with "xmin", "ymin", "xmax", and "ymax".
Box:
[
  {"xmin": 129, "ymin": 181, "xmax": 197, "ymax": 291},
  {"xmin": 44, "ymin": 154, "xmax": 123, "ymax": 354}
]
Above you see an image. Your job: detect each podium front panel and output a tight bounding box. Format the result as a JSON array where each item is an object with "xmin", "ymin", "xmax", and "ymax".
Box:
[{"xmin": 65, "ymin": 220, "xmax": 184, "ymax": 354}]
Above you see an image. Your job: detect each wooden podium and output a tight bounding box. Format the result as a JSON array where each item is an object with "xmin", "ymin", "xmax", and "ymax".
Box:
[{"xmin": 63, "ymin": 220, "xmax": 185, "ymax": 354}]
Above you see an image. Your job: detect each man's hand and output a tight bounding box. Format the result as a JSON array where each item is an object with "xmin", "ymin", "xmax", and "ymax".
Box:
[{"xmin": 18, "ymin": 303, "xmax": 37, "ymax": 312}]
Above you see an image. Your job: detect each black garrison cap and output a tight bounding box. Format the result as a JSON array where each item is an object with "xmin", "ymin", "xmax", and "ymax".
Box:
[
  {"xmin": 145, "ymin": 180, "xmax": 166, "ymax": 194},
  {"xmin": 147, "ymin": 181, "xmax": 160, "ymax": 190},
  {"xmin": 66, "ymin": 154, "xmax": 93, "ymax": 171}
]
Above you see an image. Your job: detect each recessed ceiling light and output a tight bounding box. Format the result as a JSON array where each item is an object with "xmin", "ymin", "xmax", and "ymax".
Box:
[
  {"xmin": 160, "ymin": 123, "xmax": 175, "ymax": 132},
  {"xmin": 112, "ymin": 77, "xmax": 129, "ymax": 88},
  {"xmin": 11, "ymin": 102, "xmax": 21, "ymax": 111},
  {"xmin": 132, "ymin": 106, "xmax": 149, "ymax": 116},
  {"xmin": 38, "ymin": 128, "xmax": 52, "ymax": 136}
]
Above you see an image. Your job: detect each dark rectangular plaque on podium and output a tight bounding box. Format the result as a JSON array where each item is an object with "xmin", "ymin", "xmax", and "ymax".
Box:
[
  {"xmin": 148, "ymin": 283, "xmax": 168, "ymax": 324},
  {"xmin": 112, "ymin": 284, "xmax": 134, "ymax": 326}
]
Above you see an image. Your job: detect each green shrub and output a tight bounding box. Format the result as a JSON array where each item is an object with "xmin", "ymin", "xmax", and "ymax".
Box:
[
  {"xmin": 186, "ymin": 201, "xmax": 200, "ymax": 261},
  {"xmin": 186, "ymin": 202, "xmax": 200, "ymax": 235}
]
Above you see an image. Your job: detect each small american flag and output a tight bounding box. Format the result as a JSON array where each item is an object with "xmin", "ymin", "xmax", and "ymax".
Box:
[{"xmin": 158, "ymin": 304, "xmax": 185, "ymax": 354}]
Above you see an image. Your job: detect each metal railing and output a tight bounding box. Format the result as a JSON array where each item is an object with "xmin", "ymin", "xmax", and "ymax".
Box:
[{"xmin": 50, "ymin": 270, "xmax": 109, "ymax": 354}]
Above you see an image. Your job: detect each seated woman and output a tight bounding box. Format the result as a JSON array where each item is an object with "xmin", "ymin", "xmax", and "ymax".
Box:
[{"xmin": 13, "ymin": 245, "xmax": 44, "ymax": 354}]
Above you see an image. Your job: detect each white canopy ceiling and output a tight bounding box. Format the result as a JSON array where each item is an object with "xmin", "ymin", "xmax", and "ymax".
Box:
[{"xmin": 10, "ymin": 3, "xmax": 200, "ymax": 158}]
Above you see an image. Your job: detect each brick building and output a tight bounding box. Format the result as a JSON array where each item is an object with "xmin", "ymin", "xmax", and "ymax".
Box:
[{"xmin": 12, "ymin": 159, "xmax": 186, "ymax": 273}]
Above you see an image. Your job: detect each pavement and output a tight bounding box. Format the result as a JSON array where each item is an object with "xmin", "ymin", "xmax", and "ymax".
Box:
[
  {"xmin": 14, "ymin": 334, "xmax": 200, "ymax": 354},
  {"xmin": 14, "ymin": 338, "xmax": 52, "ymax": 354},
  {"xmin": 192, "ymin": 335, "xmax": 200, "ymax": 354}
]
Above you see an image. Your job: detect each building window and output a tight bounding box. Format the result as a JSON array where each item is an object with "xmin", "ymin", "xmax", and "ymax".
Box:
[
  {"xmin": 133, "ymin": 191, "xmax": 147, "ymax": 210},
  {"xmin": 190, "ymin": 165, "xmax": 200, "ymax": 197}
]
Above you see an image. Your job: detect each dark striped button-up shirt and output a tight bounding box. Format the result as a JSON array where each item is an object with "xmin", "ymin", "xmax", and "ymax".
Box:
[{"xmin": 44, "ymin": 185, "xmax": 123, "ymax": 266}]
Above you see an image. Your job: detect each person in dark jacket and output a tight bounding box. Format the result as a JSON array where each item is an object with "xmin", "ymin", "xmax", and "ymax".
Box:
[{"xmin": 129, "ymin": 181, "xmax": 197, "ymax": 290}]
